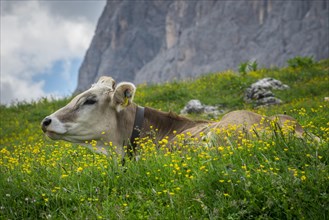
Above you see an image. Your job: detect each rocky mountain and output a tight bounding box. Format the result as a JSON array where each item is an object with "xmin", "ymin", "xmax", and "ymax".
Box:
[{"xmin": 76, "ymin": 0, "xmax": 329, "ymax": 92}]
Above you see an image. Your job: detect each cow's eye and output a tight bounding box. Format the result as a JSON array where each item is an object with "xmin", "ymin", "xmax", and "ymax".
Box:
[{"xmin": 83, "ymin": 99, "xmax": 97, "ymax": 105}]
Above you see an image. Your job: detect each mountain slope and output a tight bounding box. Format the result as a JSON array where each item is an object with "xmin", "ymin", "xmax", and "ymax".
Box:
[{"xmin": 76, "ymin": 0, "xmax": 329, "ymax": 92}]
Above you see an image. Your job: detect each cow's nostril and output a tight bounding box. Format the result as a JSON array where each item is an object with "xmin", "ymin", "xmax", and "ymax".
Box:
[{"xmin": 43, "ymin": 117, "xmax": 52, "ymax": 127}]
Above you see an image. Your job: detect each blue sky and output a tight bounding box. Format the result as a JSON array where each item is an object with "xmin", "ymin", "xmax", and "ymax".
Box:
[
  {"xmin": 32, "ymin": 59, "xmax": 81, "ymax": 96},
  {"xmin": 0, "ymin": 0, "xmax": 106, "ymax": 105}
]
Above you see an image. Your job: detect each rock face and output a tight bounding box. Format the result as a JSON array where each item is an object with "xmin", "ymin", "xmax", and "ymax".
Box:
[
  {"xmin": 244, "ymin": 78, "xmax": 290, "ymax": 106},
  {"xmin": 76, "ymin": 0, "xmax": 329, "ymax": 92}
]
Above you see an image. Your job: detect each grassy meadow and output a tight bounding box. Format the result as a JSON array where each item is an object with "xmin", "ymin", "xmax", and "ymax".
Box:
[{"xmin": 1, "ymin": 58, "xmax": 329, "ymax": 219}]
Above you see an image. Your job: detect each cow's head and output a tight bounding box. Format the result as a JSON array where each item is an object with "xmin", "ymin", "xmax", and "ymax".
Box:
[{"xmin": 41, "ymin": 76, "xmax": 136, "ymax": 147}]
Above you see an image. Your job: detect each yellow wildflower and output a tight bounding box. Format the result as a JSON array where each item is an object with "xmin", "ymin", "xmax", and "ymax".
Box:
[{"xmin": 61, "ymin": 174, "xmax": 69, "ymax": 179}]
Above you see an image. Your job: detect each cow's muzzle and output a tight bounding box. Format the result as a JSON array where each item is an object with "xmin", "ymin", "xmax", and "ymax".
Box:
[{"xmin": 41, "ymin": 117, "xmax": 52, "ymax": 132}]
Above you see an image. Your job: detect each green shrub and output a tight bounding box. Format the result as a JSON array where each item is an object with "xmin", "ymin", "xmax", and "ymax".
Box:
[
  {"xmin": 238, "ymin": 60, "xmax": 258, "ymax": 76},
  {"xmin": 287, "ymin": 56, "xmax": 314, "ymax": 68}
]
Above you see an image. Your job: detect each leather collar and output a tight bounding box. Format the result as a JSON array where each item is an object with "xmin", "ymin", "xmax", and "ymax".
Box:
[{"xmin": 129, "ymin": 106, "xmax": 144, "ymax": 152}]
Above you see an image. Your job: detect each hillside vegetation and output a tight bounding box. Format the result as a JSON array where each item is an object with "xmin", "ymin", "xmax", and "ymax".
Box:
[{"xmin": 1, "ymin": 58, "xmax": 328, "ymax": 219}]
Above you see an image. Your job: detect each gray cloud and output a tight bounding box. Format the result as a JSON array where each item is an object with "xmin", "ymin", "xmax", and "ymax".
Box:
[
  {"xmin": 0, "ymin": 0, "xmax": 106, "ymax": 105},
  {"xmin": 1, "ymin": 0, "xmax": 106, "ymax": 24},
  {"xmin": 41, "ymin": 0, "xmax": 106, "ymax": 24}
]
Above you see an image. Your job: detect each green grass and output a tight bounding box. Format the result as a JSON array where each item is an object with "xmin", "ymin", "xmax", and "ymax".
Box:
[{"xmin": 1, "ymin": 58, "xmax": 329, "ymax": 219}]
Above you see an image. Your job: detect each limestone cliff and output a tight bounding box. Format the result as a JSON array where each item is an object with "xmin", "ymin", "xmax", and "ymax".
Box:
[{"xmin": 76, "ymin": 0, "xmax": 329, "ymax": 92}]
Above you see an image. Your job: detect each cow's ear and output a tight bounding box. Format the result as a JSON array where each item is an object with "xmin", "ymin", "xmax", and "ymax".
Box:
[{"xmin": 112, "ymin": 82, "xmax": 136, "ymax": 111}]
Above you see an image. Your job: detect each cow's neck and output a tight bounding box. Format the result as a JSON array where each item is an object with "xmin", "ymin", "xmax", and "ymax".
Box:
[
  {"xmin": 141, "ymin": 107, "xmax": 207, "ymax": 141},
  {"xmin": 107, "ymin": 103, "xmax": 137, "ymax": 154}
]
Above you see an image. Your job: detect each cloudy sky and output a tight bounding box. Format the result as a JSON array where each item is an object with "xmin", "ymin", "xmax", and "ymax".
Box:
[{"xmin": 1, "ymin": 0, "xmax": 106, "ymax": 105}]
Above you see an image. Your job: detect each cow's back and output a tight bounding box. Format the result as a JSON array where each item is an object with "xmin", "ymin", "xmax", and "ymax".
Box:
[
  {"xmin": 216, "ymin": 110, "xmax": 266, "ymax": 131},
  {"xmin": 269, "ymin": 114, "xmax": 305, "ymax": 139}
]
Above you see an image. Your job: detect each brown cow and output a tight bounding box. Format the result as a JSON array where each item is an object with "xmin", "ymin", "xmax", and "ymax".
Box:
[{"xmin": 41, "ymin": 76, "xmax": 312, "ymax": 158}]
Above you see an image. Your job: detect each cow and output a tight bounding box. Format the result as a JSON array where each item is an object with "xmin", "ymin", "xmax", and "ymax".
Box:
[{"xmin": 41, "ymin": 76, "xmax": 313, "ymax": 158}]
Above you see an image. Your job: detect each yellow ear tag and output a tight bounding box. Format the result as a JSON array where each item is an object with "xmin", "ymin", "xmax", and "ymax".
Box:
[{"xmin": 122, "ymin": 97, "xmax": 129, "ymax": 107}]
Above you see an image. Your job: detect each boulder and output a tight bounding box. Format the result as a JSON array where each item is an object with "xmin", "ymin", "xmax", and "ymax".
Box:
[
  {"xmin": 180, "ymin": 100, "xmax": 204, "ymax": 114},
  {"xmin": 181, "ymin": 99, "xmax": 223, "ymax": 116},
  {"xmin": 244, "ymin": 78, "xmax": 289, "ymax": 106}
]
